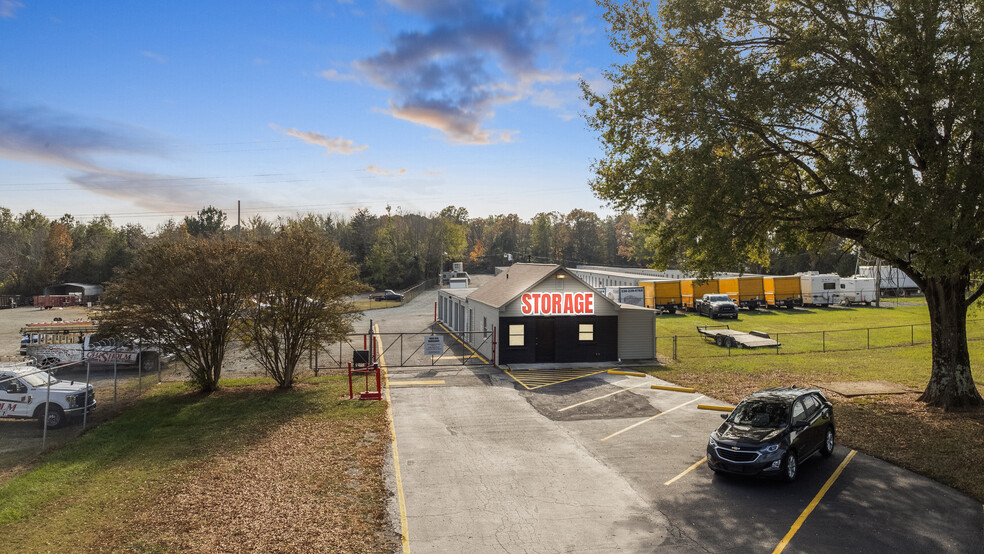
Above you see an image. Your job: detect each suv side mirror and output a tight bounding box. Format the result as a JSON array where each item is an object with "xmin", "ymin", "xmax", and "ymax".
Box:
[{"xmin": 720, "ymin": 414, "xmax": 728, "ymax": 420}]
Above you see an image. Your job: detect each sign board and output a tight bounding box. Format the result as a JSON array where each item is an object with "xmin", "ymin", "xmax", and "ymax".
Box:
[
  {"xmin": 520, "ymin": 292, "xmax": 594, "ymax": 316},
  {"xmin": 618, "ymin": 287, "xmax": 646, "ymax": 307},
  {"xmin": 424, "ymin": 335, "xmax": 444, "ymax": 356}
]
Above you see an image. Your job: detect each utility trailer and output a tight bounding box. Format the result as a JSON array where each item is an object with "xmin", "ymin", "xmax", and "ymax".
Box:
[
  {"xmin": 681, "ymin": 279, "xmax": 719, "ymax": 310},
  {"xmin": 764, "ymin": 276, "xmax": 803, "ymax": 308},
  {"xmin": 697, "ymin": 325, "xmax": 780, "ymax": 349},
  {"xmin": 718, "ymin": 276, "xmax": 766, "ymax": 310},
  {"xmin": 640, "ymin": 280, "xmax": 683, "ymax": 313}
]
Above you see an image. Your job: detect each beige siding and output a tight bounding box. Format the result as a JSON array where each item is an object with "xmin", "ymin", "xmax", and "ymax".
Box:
[{"xmin": 618, "ymin": 307, "xmax": 655, "ymax": 360}]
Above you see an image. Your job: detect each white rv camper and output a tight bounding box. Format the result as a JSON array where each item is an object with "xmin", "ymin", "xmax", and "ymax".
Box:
[
  {"xmin": 797, "ymin": 272, "xmax": 841, "ymax": 306},
  {"xmin": 839, "ymin": 276, "xmax": 877, "ymax": 305}
]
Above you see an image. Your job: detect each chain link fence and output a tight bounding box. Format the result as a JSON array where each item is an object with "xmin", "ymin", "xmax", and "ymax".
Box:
[
  {"xmin": 1, "ymin": 353, "xmax": 176, "ymax": 463},
  {"xmin": 656, "ymin": 318, "xmax": 984, "ymax": 361}
]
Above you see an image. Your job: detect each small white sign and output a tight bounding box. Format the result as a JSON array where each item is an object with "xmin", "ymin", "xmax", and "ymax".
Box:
[{"xmin": 424, "ymin": 335, "xmax": 444, "ymax": 356}]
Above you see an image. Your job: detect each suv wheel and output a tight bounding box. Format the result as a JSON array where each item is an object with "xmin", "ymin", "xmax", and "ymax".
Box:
[
  {"xmin": 782, "ymin": 451, "xmax": 798, "ymax": 482},
  {"xmin": 36, "ymin": 405, "xmax": 66, "ymax": 429},
  {"xmin": 820, "ymin": 427, "xmax": 835, "ymax": 457}
]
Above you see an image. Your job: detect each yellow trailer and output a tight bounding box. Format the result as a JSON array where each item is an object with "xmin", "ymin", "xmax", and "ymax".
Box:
[
  {"xmin": 718, "ymin": 276, "xmax": 765, "ymax": 310},
  {"xmin": 681, "ymin": 279, "xmax": 719, "ymax": 310},
  {"xmin": 641, "ymin": 280, "xmax": 683, "ymax": 313},
  {"xmin": 764, "ymin": 276, "xmax": 803, "ymax": 308}
]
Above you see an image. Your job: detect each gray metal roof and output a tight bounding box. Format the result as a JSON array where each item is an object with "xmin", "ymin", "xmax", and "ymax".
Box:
[
  {"xmin": 466, "ymin": 263, "xmax": 620, "ymax": 311},
  {"xmin": 42, "ymin": 283, "xmax": 104, "ymax": 296},
  {"xmin": 466, "ymin": 264, "xmax": 561, "ymax": 308}
]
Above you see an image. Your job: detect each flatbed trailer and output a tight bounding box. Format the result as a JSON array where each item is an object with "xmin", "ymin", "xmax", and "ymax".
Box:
[{"xmin": 697, "ymin": 325, "xmax": 780, "ymax": 349}]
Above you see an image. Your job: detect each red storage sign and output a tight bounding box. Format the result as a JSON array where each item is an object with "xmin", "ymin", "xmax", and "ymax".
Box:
[{"xmin": 520, "ymin": 292, "xmax": 594, "ymax": 315}]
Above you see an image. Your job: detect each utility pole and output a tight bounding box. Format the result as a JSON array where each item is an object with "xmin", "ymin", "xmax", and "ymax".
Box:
[
  {"xmin": 237, "ymin": 200, "xmax": 241, "ymax": 237},
  {"xmin": 874, "ymin": 258, "xmax": 881, "ymax": 308}
]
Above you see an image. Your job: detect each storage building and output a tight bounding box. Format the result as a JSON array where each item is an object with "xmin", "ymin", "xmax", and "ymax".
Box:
[{"xmin": 437, "ymin": 264, "xmax": 656, "ymax": 365}]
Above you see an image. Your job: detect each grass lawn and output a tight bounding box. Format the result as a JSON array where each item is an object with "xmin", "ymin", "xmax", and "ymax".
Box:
[
  {"xmin": 0, "ymin": 376, "xmax": 396, "ymax": 552},
  {"xmin": 647, "ymin": 304, "xmax": 984, "ymax": 502},
  {"xmin": 350, "ymin": 299, "xmax": 404, "ymax": 312}
]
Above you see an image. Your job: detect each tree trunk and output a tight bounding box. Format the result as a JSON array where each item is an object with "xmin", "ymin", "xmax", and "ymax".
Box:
[{"xmin": 918, "ymin": 276, "xmax": 983, "ymax": 410}]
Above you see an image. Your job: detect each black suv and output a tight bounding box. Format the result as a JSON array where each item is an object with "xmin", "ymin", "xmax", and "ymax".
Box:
[{"xmin": 707, "ymin": 387, "xmax": 835, "ymax": 481}]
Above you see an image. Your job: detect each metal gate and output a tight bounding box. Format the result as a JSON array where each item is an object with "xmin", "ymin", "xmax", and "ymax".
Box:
[{"xmin": 310, "ymin": 325, "xmax": 494, "ymax": 371}]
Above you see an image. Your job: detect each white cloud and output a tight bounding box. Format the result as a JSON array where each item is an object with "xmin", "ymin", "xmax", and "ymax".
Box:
[
  {"xmin": 319, "ymin": 68, "xmax": 359, "ymax": 82},
  {"xmin": 271, "ymin": 124, "xmax": 368, "ymax": 155},
  {"xmin": 141, "ymin": 51, "xmax": 167, "ymax": 64},
  {"xmin": 0, "ymin": 0, "xmax": 24, "ymax": 19},
  {"xmin": 365, "ymin": 165, "xmax": 407, "ymax": 176}
]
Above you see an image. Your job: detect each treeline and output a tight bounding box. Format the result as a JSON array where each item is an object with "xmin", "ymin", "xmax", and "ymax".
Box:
[{"xmin": 0, "ymin": 204, "xmax": 858, "ymax": 296}]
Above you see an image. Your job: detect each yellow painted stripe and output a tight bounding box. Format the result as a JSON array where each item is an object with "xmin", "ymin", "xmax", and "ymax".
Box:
[
  {"xmin": 651, "ymin": 385, "xmax": 698, "ymax": 393},
  {"xmin": 557, "ymin": 383, "xmax": 649, "ymax": 412},
  {"xmin": 436, "ymin": 322, "xmax": 490, "ymax": 364},
  {"xmin": 376, "ymin": 324, "xmax": 411, "ymax": 554},
  {"xmin": 664, "ymin": 457, "xmax": 707, "ymax": 486},
  {"xmin": 772, "ymin": 450, "xmax": 857, "ymax": 554},
  {"xmin": 697, "ymin": 404, "xmax": 735, "ymax": 412},
  {"xmin": 389, "ymin": 380, "xmax": 446, "ymax": 386},
  {"xmin": 505, "ymin": 369, "xmax": 607, "ymax": 390},
  {"xmin": 607, "ymin": 370, "xmax": 646, "ymax": 377},
  {"xmin": 601, "ymin": 397, "xmax": 704, "ymax": 441}
]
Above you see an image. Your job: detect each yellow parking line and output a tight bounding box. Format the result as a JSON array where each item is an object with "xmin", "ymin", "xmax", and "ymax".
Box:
[
  {"xmin": 505, "ymin": 368, "xmax": 607, "ymax": 390},
  {"xmin": 375, "ymin": 324, "xmax": 411, "ymax": 554},
  {"xmin": 389, "ymin": 380, "xmax": 446, "ymax": 386},
  {"xmin": 601, "ymin": 396, "xmax": 704, "ymax": 441},
  {"xmin": 436, "ymin": 322, "xmax": 490, "ymax": 364},
  {"xmin": 772, "ymin": 450, "xmax": 857, "ymax": 554},
  {"xmin": 557, "ymin": 382, "xmax": 649, "ymax": 412},
  {"xmin": 664, "ymin": 457, "xmax": 707, "ymax": 486}
]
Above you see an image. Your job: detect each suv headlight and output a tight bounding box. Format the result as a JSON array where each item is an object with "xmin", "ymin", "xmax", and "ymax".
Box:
[
  {"xmin": 708, "ymin": 436, "xmax": 718, "ymax": 447},
  {"xmin": 760, "ymin": 444, "xmax": 780, "ymax": 454}
]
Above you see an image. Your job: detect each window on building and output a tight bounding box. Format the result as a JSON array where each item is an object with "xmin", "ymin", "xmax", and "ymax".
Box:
[
  {"xmin": 509, "ymin": 324, "xmax": 525, "ymax": 346},
  {"xmin": 823, "ymin": 282, "xmax": 836, "ymax": 290},
  {"xmin": 579, "ymin": 323, "xmax": 594, "ymax": 342}
]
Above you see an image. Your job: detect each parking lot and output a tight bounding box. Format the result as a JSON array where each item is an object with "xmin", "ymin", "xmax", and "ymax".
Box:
[{"xmin": 376, "ymin": 291, "xmax": 984, "ymax": 553}]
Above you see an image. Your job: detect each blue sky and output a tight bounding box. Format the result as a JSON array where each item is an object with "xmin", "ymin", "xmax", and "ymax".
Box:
[{"xmin": 0, "ymin": 0, "xmax": 620, "ymax": 227}]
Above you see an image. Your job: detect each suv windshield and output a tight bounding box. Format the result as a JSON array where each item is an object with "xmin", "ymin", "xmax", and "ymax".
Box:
[
  {"xmin": 730, "ymin": 400, "xmax": 788, "ymax": 428},
  {"xmin": 708, "ymin": 295, "xmax": 731, "ymax": 302}
]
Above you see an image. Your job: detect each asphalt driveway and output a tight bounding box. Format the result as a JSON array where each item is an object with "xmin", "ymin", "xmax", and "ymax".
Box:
[{"xmin": 375, "ymin": 292, "xmax": 984, "ymax": 553}]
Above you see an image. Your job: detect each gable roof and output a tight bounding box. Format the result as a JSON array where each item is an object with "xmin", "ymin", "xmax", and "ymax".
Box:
[
  {"xmin": 466, "ymin": 264, "xmax": 560, "ymax": 308},
  {"xmin": 466, "ymin": 263, "xmax": 620, "ymax": 311}
]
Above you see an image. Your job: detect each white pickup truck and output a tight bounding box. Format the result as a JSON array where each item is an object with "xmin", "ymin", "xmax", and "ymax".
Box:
[
  {"xmin": 24, "ymin": 333, "xmax": 158, "ymax": 370},
  {"xmin": 0, "ymin": 365, "xmax": 95, "ymax": 428}
]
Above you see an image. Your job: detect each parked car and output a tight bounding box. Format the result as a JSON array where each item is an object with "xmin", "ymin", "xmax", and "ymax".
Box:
[
  {"xmin": 0, "ymin": 365, "xmax": 95, "ymax": 428},
  {"xmin": 368, "ymin": 289, "xmax": 404, "ymax": 302},
  {"xmin": 707, "ymin": 387, "xmax": 835, "ymax": 481},
  {"xmin": 695, "ymin": 293, "xmax": 739, "ymax": 319}
]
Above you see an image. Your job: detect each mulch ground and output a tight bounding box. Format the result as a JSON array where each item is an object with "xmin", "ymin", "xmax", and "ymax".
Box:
[{"xmin": 106, "ymin": 386, "xmax": 399, "ymax": 553}]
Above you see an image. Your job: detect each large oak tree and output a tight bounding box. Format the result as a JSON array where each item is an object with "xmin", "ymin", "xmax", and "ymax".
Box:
[{"xmin": 584, "ymin": 0, "xmax": 984, "ymax": 408}]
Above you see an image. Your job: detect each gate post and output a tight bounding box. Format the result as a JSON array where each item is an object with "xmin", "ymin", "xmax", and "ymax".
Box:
[{"xmin": 673, "ymin": 335, "xmax": 678, "ymax": 361}]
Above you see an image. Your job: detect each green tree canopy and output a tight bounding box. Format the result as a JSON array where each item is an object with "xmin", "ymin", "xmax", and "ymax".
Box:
[
  {"xmin": 100, "ymin": 237, "xmax": 255, "ymax": 392},
  {"xmin": 585, "ymin": 0, "xmax": 984, "ymax": 408},
  {"xmin": 240, "ymin": 227, "xmax": 365, "ymax": 388}
]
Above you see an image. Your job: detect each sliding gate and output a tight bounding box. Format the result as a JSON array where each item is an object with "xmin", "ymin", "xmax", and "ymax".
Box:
[{"xmin": 310, "ymin": 324, "xmax": 494, "ymax": 372}]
